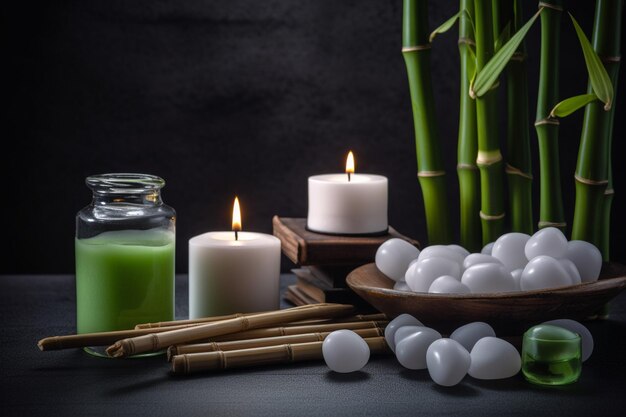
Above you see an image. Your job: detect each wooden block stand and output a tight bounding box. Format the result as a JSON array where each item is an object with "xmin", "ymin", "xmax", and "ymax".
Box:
[{"xmin": 272, "ymin": 216, "xmax": 420, "ymax": 310}]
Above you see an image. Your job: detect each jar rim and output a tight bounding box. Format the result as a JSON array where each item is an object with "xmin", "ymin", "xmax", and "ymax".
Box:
[{"xmin": 86, "ymin": 173, "xmax": 165, "ymax": 194}]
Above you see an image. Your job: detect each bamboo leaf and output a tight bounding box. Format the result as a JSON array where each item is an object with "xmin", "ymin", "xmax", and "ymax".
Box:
[
  {"xmin": 471, "ymin": 8, "xmax": 542, "ymax": 98},
  {"xmin": 569, "ymin": 13, "xmax": 614, "ymax": 110},
  {"xmin": 430, "ymin": 11, "xmax": 461, "ymax": 42},
  {"xmin": 494, "ymin": 22, "xmax": 511, "ymax": 53},
  {"xmin": 550, "ymin": 94, "xmax": 598, "ymax": 118}
]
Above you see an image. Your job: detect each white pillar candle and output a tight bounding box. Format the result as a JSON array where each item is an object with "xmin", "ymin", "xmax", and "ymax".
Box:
[
  {"xmin": 188, "ymin": 198, "xmax": 281, "ymax": 318},
  {"xmin": 307, "ymin": 152, "xmax": 388, "ymax": 235}
]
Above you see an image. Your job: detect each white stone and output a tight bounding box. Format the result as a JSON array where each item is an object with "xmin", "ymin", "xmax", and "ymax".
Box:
[
  {"xmin": 481, "ymin": 242, "xmax": 495, "ymax": 255},
  {"xmin": 520, "ymin": 255, "xmax": 571, "ymax": 291},
  {"xmin": 393, "ymin": 325, "xmax": 428, "ymax": 346},
  {"xmin": 461, "ymin": 263, "xmax": 517, "ymax": 293},
  {"xmin": 322, "ymin": 330, "xmax": 370, "ymax": 373},
  {"xmin": 406, "ymin": 257, "xmax": 461, "ymax": 293},
  {"xmin": 417, "ymin": 245, "xmax": 465, "ymax": 268},
  {"xmin": 463, "ymin": 253, "xmax": 503, "ymax": 270},
  {"xmin": 468, "ymin": 337, "xmax": 521, "ymax": 379},
  {"xmin": 450, "ymin": 322, "xmax": 496, "ymax": 352},
  {"xmin": 384, "ymin": 314, "xmax": 424, "ymax": 353},
  {"xmin": 525, "ymin": 227, "xmax": 568, "ymax": 260},
  {"xmin": 428, "ymin": 275, "xmax": 471, "ymax": 294},
  {"xmin": 559, "ymin": 258, "xmax": 582, "ymax": 285},
  {"xmin": 447, "ymin": 244, "xmax": 470, "ymax": 258},
  {"xmin": 492, "ymin": 232, "xmax": 531, "ymax": 271},
  {"xmin": 564, "ymin": 240, "xmax": 602, "ymax": 283},
  {"xmin": 510, "ymin": 269, "xmax": 523, "ymax": 291},
  {"xmin": 426, "ymin": 339, "xmax": 471, "ymax": 387},
  {"xmin": 395, "ymin": 328, "xmax": 442, "ymax": 370},
  {"xmin": 393, "ymin": 281, "xmax": 411, "ymax": 291},
  {"xmin": 375, "ymin": 238, "xmax": 420, "ymax": 282}
]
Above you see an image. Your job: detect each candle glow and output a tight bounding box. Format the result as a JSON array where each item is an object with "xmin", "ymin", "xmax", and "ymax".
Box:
[
  {"xmin": 346, "ymin": 151, "xmax": 355, "ymax": 181},
  {"xmin": 232, "ymin": 197, "xmax": 242, "ymax": 240}
]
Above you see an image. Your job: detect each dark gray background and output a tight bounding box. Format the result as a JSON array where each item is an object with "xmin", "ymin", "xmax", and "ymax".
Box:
[{"xmin": 2, "ymin": 0, "xmax": 624, "ymax": 273}]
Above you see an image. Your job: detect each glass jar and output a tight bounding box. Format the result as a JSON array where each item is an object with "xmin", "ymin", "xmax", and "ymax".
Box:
[{"xmin": 75, "ymin": 173, "xmax": 175, "ymax": 356}]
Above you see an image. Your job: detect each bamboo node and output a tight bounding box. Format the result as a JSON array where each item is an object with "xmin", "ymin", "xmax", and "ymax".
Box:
[
  {"xmin": 480, "ymin": 211, "xmax": 505, "ymax": 221},
  {"xmin": 599, "ymin": 55, "xmax": 621, "ymax": 63},
  {"xmin": 457, "ymin": 163, "xmax": 478, "ymax": 171},
  {"xmin": 534, "ymin": 118, "xmax": 559, "ymax": 126},
  {"xmin": 402, "ymin": 44, "xmax": 432, "ymax": 53},
  {"xmin": 505, "ymin": 164, "xmax": 533, "ymax": 180},
  {"xmin": 417, "ymin": 170, "xmax": 446, "ymax": 178},
  {"xmin": 218, "ymin": 350, "xmax": 227, "ymax": 369},
  {"xmin": 286, "ymin": 344, "xmax": 295, "ymax": 362},
  {"xmin": 605, "ymin": 188, "xmax": 615, "ymax": 196},
  {"xmin": 574, "ymin": 174, "xmax": 609, "ymax": 186},
  {"xmin": 458, "ymin": 37, "xmax": 476, "ymax": 46},
  {"xmin": 538, "ymin": 2, "xmax": 563, "ymax": 12},
  {"xmin": 538, "ymin": 221, "xmax": 567, "ymax": 229},
  {"xmin": 241, "ymin": 317, "xmax": 250, "ymax": 330},
  {"xmin": 476, "ymin": 150, "xmax": 503, "ymax": 166}
]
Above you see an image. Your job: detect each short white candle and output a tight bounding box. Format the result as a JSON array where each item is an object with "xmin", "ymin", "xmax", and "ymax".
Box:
[
  {"xmin": 188, "ymin": 198, "xmax": 281, "ymax": 318},
  {"xmin": 307, "ymin": 151, "xmax": 388, "ymax": 235}
]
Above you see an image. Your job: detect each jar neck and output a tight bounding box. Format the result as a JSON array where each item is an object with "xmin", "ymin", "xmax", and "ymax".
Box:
[{"xmin": 91, "ymin": 191, "xmax": 162, "ymax": 207}]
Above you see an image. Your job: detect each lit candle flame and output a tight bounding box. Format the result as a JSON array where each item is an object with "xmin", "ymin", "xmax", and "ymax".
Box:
[
  {"xmin": 232, "ymin": 196, "xmax": 242, "ymax": 240},
  {"xmin": 346, "ymin": 151, "xmax": 355, "ymax": 181}
]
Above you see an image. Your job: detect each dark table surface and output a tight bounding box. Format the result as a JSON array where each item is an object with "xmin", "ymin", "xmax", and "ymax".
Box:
[{"xmin": 2, "ymin": 273, "xmax": 626, "ymax": 417}]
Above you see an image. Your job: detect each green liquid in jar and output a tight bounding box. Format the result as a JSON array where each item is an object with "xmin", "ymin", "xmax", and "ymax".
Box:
[
  {"xmin": 522, "ymin": 355, "xmax": 582, "ymax": 385},
  {"xmin": 75, "ymin": 229, "xmax": 175, "ymax": 336}
]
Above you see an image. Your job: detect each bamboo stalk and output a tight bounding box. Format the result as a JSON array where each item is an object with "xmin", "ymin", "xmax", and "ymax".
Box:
[
  {"xmin": 572, "ymin": 0, "xmax": 622, "ymax": 257},
  {"xmin": 457, "ymin": 0, "xmax": 482, "ymax": 252},
  {"xmin": 402, "ymin": 0, "xmax": 452, "ymax": 245},
  {"xmin": 473, "ymin": 0, "xmax": 505, "ymax": 244},
  {"xmin": 506, "ymin": 0, "xmax": 534, "ymax": 235},
  {"xmin": 167, "ymin": 327, "xmax": 384, "ymax": 360},
  {"xmin": 181, "ymin": 320, "xmax": 388, "ymax": 343},
  {"xmin": 170, "ymin": 336, "xmax": 390, "ymax": 375},
  {"xmin": 535, "ymin": 0, "xmax": 566, "ymax": 231},
  {"xmin": 38, "ymin": 322, "xmax": 213, "ymax": 351},
  {"xmin": 105, "ymin": 303, "xmax": 355, "ymax": 358},
  {"xmin": 136, "ymin": 312, "xmax": 387, "ymax": 330}
]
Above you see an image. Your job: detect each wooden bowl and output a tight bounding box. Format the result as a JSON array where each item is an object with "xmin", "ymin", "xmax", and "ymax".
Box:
[{"xmin": 347, "ymin": 262, "xmax": 626, "ymax": 334}]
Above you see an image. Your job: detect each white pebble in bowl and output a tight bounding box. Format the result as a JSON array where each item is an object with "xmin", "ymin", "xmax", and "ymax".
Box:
[
  {"xmin": 565, "ymin": 240, "xmax": 602, "ymax": 283},
  {"xmin": 492, "ymin": 232, "xmax": 530, "ymax": 271},
  {"xmin": 559, "ymin": 258, "xmax": 582, "ymax": 285},
  {"xmin": 426, "ymin": 339, "xmax": 471, "ymax": 387},
  {"xmin": 510, "ymin": 269, "xmax": 523, "ymax": 290},
  {"xmin": 481, "ymin": 242, "xmax": 495, "ymax": 255},
  {"xmin": 395, "ymin": 328, "xmax": 442, "ymax": 370},
  {"xmin": 417, "ymin": 245, "xmax": 465, "ymax": 268},
  {"xmin": 406, "ymin": 257, "xmax": 461, "ymax": 292},
  {"xmin": 525, "ymin": 227, "xmax": 568, "ymax": 260},
  {"xmin": 450, "ymin": 322, "xmax": 496, "ymax": 352},
  {"xmin": 322, "ymin": 329, "xmax": 370, "ymax": 373},
  {"xmin": 520, "ymin": 255, "xmax": 571, "ymax": 291},
  {"xmin": 468, "ymin": 337, "xmax": 521, "ymax": 380},
  {"xmin": 463, "ymin": 253, "xmax": 503, "ymax": 270},
  {"xmin": 428, "ymin": 275, "xmax": 471, "ymax": 294},
  {"xmin": 384, "ymin": 314, "xmax": 424, "ymax": 353},
  {"xmin": 447, "ymin": 244, "xmax": 470, "ymax": 258},
  {"xmin": 461, "ymin": 263, "xmax": 516, "ymax": 293},
  {"xmin": 542, "ymin": 318, "xmax": 594, "ymax": 362},
  {"xmin": 375, "ymin": 238, "xmax": 420, "ymax": 282}
]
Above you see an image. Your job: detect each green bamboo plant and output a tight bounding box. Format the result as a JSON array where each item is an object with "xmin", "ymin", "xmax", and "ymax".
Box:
[
  {"xmin": 505, "ymin": 1, "xmax": 533, "ymax": 235},
  {"xmin": 402, "ymin": 0, "xmax": 452, "ymax": 245},
  {"xmin": 471, "ymin": 0, "xmax": 505, "ymax": 245},
  {"xmin": 405, "ymin": 1, "xmax": 620, "ymax": 257},
  {"xmin": 568, "ymin": 0, "xmax": 622, "ymax": 259}
]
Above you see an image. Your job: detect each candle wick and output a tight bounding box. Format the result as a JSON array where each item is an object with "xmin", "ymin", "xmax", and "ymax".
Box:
[
  {"xmin": 347, "ymin": 172, "xmax": 351, "ymax": 182},
  {"xmin": 235, "ymin": 230, "xmax": 239, "ymax": 241}
]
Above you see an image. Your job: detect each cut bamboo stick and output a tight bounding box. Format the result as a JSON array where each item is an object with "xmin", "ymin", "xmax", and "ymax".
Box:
[
  {"xmin": 38, "ymin": 322, "xmax": 208, "ymax": 351},
  {"xmin": 171, "ymin": 336, "xmax": 390, "ymax": 375},
  {"xmin": 167, "ymin": 327, "xmax": 384, "ymax": 361},
  {"xmin": 136, "ymin": 312, "xmax": 387, "ymax": 330},
  {"xmin": 105, "ymin": 303, "xmax": 355, "ymax": 358}
]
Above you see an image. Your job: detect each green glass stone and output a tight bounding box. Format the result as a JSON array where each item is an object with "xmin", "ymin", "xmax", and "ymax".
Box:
[{"xmin": 522, "ymin": 324, "xmax": 582, "ymax": 386}]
